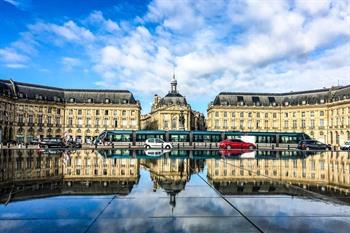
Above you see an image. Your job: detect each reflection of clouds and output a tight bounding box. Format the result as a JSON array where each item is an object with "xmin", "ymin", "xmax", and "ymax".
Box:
[{"xmin": 227, "ymin": 195, "xmax": 350, "ymax": 217}]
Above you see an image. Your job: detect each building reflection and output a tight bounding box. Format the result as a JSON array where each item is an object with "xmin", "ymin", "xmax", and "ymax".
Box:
[
  {"xmin": 0, "ymin": 149, "xmax": 349, "ymax": 204},
  {"xmin": 207, "ymin": 151, "xmax": 350, "ymax": 202}
]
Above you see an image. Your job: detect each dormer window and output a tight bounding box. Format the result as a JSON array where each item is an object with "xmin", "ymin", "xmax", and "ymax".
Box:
[
  {"xmin": 87, "ymin": 98, "xmax": 93, "ymax": 103},
  {"xmin": 36, "ymin": 94, "xmax": 43, "ymax": 100},
  {"xmin": 302, "ymin": 100, "xmax": 306, "ymax": 105},
  {"xmin": 252, "ymin": 96, "xmax": 260, "ymax": 106},
  {"xmin": 69, "ymin": 98, "xmax": 75, "ymax": 103},
  {"xmin": 285, "ymin": 101, "xmax": 289, "ymax": 106},
  {"xmin": 237, "ymin": 96, "xmax": 244, "ymax": 106},
  {"xmin": 18, "ymin": 92, "xmax": 24, "ymax": 98},
  {"xmin": 320, "ymin": 99, "xmax": 325, "ymax": 104},
  {"xmin": 105, "ymin": 98, "xmax": 110, "ymax": 103},
  {"xmin": 268, "ymin": 97, "xmax": 276, "ymax": 106},
  {"xmin": 122, "ymin": 99, "xmax": 128, "ymax": 104}
]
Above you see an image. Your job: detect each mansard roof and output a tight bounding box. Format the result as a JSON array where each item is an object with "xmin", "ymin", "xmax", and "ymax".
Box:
[
  {"xmin": 0, "ymin": 79, "xmax": 138, "ymax": 104},
  {"xmin": 211, "ymin": 85, "xmax": 350, "ymax": 107}
]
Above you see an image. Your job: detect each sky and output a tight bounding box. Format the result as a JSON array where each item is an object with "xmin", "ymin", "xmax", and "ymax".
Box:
[{"xmin": 0, "ymin": 0, "xmax": 349, "ymax": 114}]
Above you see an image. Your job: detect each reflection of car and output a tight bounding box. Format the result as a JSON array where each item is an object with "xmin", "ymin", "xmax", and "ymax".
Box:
[
  {"xmin": 144, "ymin": 149, "xmax": 171, "ymax": 157},
  {"xmin": 340, "ymin": 141, "xmax": 350, "ymax": 150},
  {"xmin": 30, "ymin": 138, "xmax": 41, "ymax": 145},
  {"xmin": 219, "ymin": 139, "xmax": 256, "ymax": 150},
  {"xmin": 39, "ymin": 138, "xmax": 66, "ymax": 148},
  {"xmin": 219, "ymin": 149, "xmax": 255, "ymax": 157},
  {"xmin": 66, "ymin": 139, "xmax": 82, "ymax": 148},
  {"xmin": 297, "ymin": 140, "xmax": 331, "ymax": 150},
  {"xmin": 144, "ymin": 138, "xmax": 172, "ymax": 149}
]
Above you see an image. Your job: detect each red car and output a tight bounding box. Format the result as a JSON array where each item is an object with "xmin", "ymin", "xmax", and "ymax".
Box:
[{"xmin": 219, "ymin": 139, "xmax": 256, "ymax": 150}]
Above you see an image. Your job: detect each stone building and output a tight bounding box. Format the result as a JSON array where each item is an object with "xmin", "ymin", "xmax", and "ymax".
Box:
[
  {"xmin": 207, "ymin": 85, "xmax": 350, "ymax": 145},
  {"xmin": 0, "ymin": 79, "xmax": 141, "ymax": 144},
  {"xmin": 141, "ymin": 75, "xmax": 206, "ymax": 130}
]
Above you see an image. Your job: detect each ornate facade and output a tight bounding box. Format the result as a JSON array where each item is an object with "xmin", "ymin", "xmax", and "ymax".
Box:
[
  {"xmin": 141, "ymin": 75, "xmax": 205, "ymax": 130},
  {"xmin": 0, "ymin": 79, "xmax": 141, "ymax": 144},
  {"xmin": 207, "ymin": 85, "xmax": 350, "ymax": 145}
]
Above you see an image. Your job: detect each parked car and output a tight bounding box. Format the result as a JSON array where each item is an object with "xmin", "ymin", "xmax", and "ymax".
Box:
[
  {"xmin": 340, "ymin": 141, "xmax": 350, "ymax": 150},
  {"xmin": 144, "ymin": 138, "xmax": 172, "ymax": 149},
  {"xmin": 297, "ymin": 140, "xmax": 331, "ymax": 150},
  {"xmin": 39, "ymin": 138, "xmax": 66, "ymax": 149},
  {"xmin": 219, "ymin": 139, "xmax": 256, "ymax": 150}
]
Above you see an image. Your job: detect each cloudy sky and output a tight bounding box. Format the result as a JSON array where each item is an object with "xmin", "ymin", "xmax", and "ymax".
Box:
[{"xmin": 0, "ymin": 0, "xmax": 349, "ymax": 113}]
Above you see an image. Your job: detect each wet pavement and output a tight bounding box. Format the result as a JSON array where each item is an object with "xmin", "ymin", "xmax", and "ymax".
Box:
[{"xmin": 0, "ymin": 149, "xmax": 349, "ymax": 233}]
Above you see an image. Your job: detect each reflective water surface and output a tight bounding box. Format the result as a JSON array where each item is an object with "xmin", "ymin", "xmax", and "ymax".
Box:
[{"xmin": 0, "ymin": 149, "xmax": 349, "ymax": 233}]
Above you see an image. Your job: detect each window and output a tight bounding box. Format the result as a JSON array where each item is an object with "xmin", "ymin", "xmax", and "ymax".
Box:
[
  {"xmin": 96, "ymin": 110, "xmax": 100, "ymax": 115},
  {"xmin": 48, "ymin": 107, "xmax": 52, "ymax": 114},
  {"xmin": 223, "ymin": 112, "xmax": 227, "ymax": 117},
  {"xmin": 57, "ymin": 108, "xmax": 61, "ymax": 114},
  {"xmin": 105, "ymin": 110, "xmax": 109, "ymax": 115},
  {"xmin": 240, "ymin": 112, "xmax": 244, "ymax": 118},
  {"xmin": 122, "ymin": 110, "xmax": 126, "ymax": 116},
  {"xmin": 114, "ymin": 119, "xmax": 118, "ymax": 128},
  {"xmin": 310, "ymin": 111, "xmax": 314, "ymax": 118},
  {"xmin": 105, "ymin": 98, "xmax": 110, "ymax": 103},
  {"xmin": 215, "ymin": 112, "xmax": 219, "ymax": 117},
  {"xmin": 301, "ymin": 112, "xmax": 305, "ymax": 118},
  {"xmin": 320, "ymin": 111, "xmax": 324, "ymax": 116},
  {"xmin": 78, "ymin": 109, "xmax": 82, "ymax": 115}
]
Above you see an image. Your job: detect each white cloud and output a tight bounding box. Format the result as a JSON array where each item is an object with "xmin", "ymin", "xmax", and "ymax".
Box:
[
  {"xmin": 61, "ymin": 57, "xmax": 81, "ymax": 71},
  {"xmin": 30, "ymin": 21, "xmax": 95, "ymax": 44},
  {"xmin": 0, "ymin": 48, "xmax": 29, "ymax": 68}
]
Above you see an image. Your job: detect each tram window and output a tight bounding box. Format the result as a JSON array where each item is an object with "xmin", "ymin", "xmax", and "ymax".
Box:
[
  {"xmin": 212, "ymin": 135, "xmax": 221, "ymax": 142},
  {"xmin": 171, "ymin": 135, "xmax": 178, "ymax": 142},
  {"xmin": 203, "ymin": 135, "xmax": 211, "ymax": 142}
]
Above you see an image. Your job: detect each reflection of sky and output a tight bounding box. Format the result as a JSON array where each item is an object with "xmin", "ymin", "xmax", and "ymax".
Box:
[{"xmin": 1, "ymin": 152, "xmax": 350, "ymax": 233}]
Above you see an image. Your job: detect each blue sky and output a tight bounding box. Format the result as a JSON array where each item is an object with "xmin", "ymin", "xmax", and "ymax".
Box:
[{"xmin": 0, "ymin": 0, "xmax": 349, "ymax": 114}]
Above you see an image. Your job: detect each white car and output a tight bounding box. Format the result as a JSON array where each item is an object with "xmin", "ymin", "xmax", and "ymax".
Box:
[
  {"xmin": 144, "ymin": 138, "xmax": 172, "ymax": 149},
  {"xmin": 144, "ymin": 149, "xmax": 171, "ymax": 157},
  {"xmin": 341, "ymin": 141, "xmax": 350, "ymax": 150}
]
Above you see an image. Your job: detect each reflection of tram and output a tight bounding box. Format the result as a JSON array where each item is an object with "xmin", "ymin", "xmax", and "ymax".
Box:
[{"xmin": 95, "ymin": 130, "xmax": 311, "ymax": 147}]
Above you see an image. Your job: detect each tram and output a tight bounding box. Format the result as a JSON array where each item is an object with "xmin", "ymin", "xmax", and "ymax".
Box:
[{"xmin": 95, "ymin": 130, "xmax": 311, "ymax": 148}]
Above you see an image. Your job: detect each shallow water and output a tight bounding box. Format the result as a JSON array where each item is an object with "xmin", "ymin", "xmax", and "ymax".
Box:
[{"xmin": 0, "ymin": 149, "xmax": 349, "ymax": 233}]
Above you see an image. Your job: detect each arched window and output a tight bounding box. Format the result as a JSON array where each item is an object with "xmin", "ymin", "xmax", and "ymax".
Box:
[{"xmin": 172, "ymin": 117, "xmax": 177, "ymax": 129}]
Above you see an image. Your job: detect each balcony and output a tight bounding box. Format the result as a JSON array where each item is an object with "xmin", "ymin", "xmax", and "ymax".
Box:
[
  {"xmin": 28, "ymin": 122, "xmax": 34, "ymax": 127},
  {"xmin": 56, "ymin": 124, "xmax": 61, "ymax": 128},
  {"xmin": 47, "ymin": 123, "xmax": 53, "ymax": 128},
  {"xmin": 17, "ymin": 122, "xmax": 24, "ymax": 127}
]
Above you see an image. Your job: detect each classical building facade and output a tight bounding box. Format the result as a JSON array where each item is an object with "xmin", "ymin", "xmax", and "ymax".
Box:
[
  {"xmin": 0, "ymin": 79, "xmax": 141, "ymax": 143},
  {"xmin": 207, "ymin": 85, "xmax": 350, "ymax": 145},
  {"xmin": 141, "ymin": 75, "xmax": 206, "ymax": 130}
]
